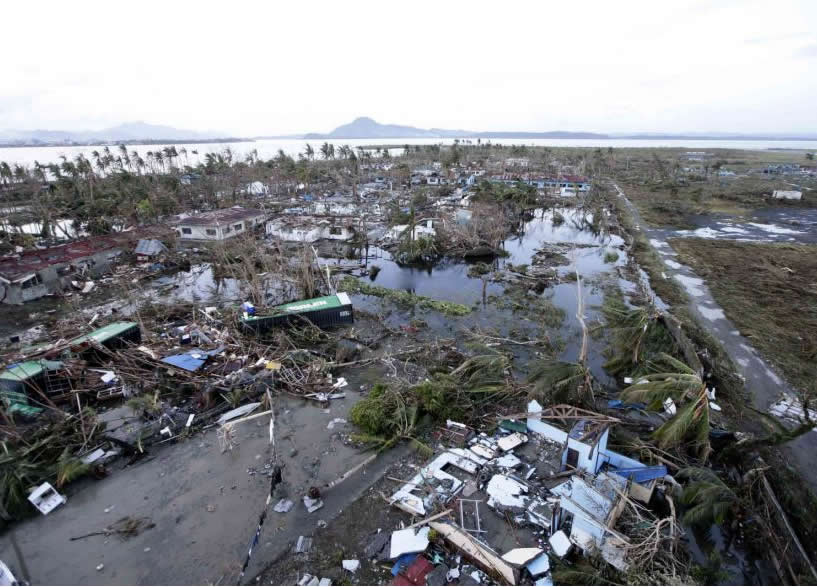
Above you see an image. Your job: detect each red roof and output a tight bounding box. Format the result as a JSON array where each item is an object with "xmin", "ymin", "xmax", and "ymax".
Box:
[
  {"xmin": 0, "ymin": 227, "xmax": 169, "ymax": 281},
  {"xmin": 392, "ymin": 556, "xmax": 434, "ymax": 586}
]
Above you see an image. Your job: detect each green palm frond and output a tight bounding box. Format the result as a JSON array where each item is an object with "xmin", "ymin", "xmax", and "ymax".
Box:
[
  {"xmin": 653, "ymin": 390, "xmax": 711, "ymax": 459},
  {"xmin": 678, "ymin": 467, "xmax": 737, "ymax": 526},
  {"xmin": 528, "ymin": 360, "xmax": 593, "ymax": 406}
]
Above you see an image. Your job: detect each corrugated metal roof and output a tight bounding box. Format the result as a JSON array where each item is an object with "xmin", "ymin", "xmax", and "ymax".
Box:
[
  {"xmin": 612, "ymin": 465, "xmax": 667, "ymax": 484},
  {"xmin": 174, "ymin": 207, "xmax": 265, "ymax": 227},
  {"xmin": 0, "ymin": 360, "xmax": 63, "ymax": 382},
  {"xmin": 161, "ymin": 347, "xmax": 223, "ymax": 372},
  {"xmin": 68, "ymin": 322, "xmax": 139, "ymax": 347},
  {"xmin": 134, "ymin": 239, "xmax": 167, "ymax": 256}
]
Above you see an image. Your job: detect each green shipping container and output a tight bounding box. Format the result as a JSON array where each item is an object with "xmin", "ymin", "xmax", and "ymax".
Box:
[{"xmin": 242, "ymin": 292, "xmax": 354, "ymax": 333}]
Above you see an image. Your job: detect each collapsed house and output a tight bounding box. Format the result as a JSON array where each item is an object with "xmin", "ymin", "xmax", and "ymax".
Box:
[
  {"xmin": 134, "ymin": 238, "xmax": 169, "ymax": 262},
  {"xmin": 385, "ymin": 403, "xmax": 666, "ymax": 580},
  {"xmin": 0, "ymin": 230, "xmax": 167, "ymax": 304},
  {"xmin": 0, "ymin": 321, "xmax": 142, "ymax": 416},
  {"xmin": 383, "ymin": 220, "xmax": 438, "ymax": 242},
  {"xmin": 525, "ymin": 401, "xmax": 666, "ymax": 503},
  {"xmin": 266, "ymin": 216, "xmax": 357, "ymax": 243}
]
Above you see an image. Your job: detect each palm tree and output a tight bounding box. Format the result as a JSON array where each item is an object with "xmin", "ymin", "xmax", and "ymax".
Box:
[
  {"xmin": 677, "ymin": 467, "xmax": 738, "ymax": 526},
  {"xmin": 527, "ymin": 360, "xmax": 594, "ymax": 407},
  {"xmin": 320, "ymin": 142, "xmax": 331, "ymax": 160},
  {"xmin": 621, "ymin": 353, "xmax": 711, "ymax": 458},
  {"xmin": 304, "ymin": 143, "xmax": 315, "ymax": 161}
]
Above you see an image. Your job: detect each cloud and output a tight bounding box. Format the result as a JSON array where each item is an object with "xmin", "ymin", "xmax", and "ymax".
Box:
[
  {"xmin": 744, "ymin": 32, "xmax": 811, "ymax": 44},
  {"xmin": 794, "ymin": 43, "xmax": 817, "ymax": 58}
]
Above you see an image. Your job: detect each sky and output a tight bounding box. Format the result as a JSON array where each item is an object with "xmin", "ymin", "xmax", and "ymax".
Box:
[{"xmin": 1, "ymin": 0, "xmax": 816, "ymax": 136}]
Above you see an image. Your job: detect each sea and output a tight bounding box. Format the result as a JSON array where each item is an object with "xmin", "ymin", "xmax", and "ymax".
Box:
[{"xmin": 1, "ymin": 137, "xmax": 816, "ymax": 168}]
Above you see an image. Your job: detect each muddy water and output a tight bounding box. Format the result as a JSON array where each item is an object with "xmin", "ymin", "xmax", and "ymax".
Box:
[{"xmin": 341, "ymin": 207, "xmax": 632, "ymax": 387}]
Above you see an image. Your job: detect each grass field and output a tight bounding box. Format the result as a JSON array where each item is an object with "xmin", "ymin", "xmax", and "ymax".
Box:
[{"xmin": 670, "ymin": 238, "xmax": 817, "ymax": 392}]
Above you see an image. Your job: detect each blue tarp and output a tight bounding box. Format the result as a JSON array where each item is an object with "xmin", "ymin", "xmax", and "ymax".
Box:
[
  {"xmin": 607, "ymin": 399, "xmax": 647, "ymax": 410},
  {"xmin": 391, "ymin": 553, "xmax": 418, "ymax": 576},
  {"xmin": 161, "ymin": 347, "xmax": 223, "ymax": 372},
  {"xmin": 612, "ymin": 465, "xmax": 668, "ymax": 484}
]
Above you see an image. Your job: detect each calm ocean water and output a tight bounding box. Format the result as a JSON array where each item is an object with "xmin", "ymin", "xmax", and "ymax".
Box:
[{"xmin": 1, "ymin": 137, "xmax": 816, "ymax": 168}]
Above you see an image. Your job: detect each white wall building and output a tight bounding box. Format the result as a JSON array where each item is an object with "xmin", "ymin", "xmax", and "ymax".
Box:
[
  {"xmin": 266, "ymin": 217, "xmax": 356, "ymax": 243},
  {"xmin": 174, "ymin": 207, "xmax": 266, "ymax": 241},
  {"xmin": 772, "ymin": 190, "xmax": 802, "ymax": 200}
]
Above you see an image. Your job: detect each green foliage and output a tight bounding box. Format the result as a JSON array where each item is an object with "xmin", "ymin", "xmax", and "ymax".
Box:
[
  {"xmin": 349, "ymin": 384, "xmax": 404, "ymax": 437},
  {"xmin": 473, "ymin": 180, "xmax": 537, "ymax": 207},
  {"xmin": 220, "ymin": 388, "xmax": 245, "ymax": 408},
  {"xmin": 619, "ymin": 353, "xmax": 701, "ymax": 409},
  {"xmin": 601, "ymin": 292, "xmax": 679, "ymax": 377},
  {"xmin": 396, "ymin": 234, "xmax": 439, "ymax": 264},
  {"xmin": 340, "ymin": 276, "xmax": 471, "ymax": 316},
  {"xmin": 527, "ymin": 360, "xmax": 593, "ymax": 406},
  {"xmin": 678, "ymin": 467, "xmax": 738, "ymax": 526},
  {"xmin": 653, "ymin": 391, "xmax": 711, "ymax": 459},
  {"xmin": 603, "ymin": 250, "xmax": 620, "ymax": 263},
  {"xmin": 126, "ymin": 392, "xmax": 161, "ymax": 417},
  {"xmin": 0, "ymin": 410, "xmax": 102, "ymax": 518}
]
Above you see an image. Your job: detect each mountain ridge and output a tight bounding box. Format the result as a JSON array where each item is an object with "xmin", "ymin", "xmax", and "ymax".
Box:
[{"xmin": 0, "ymin": 121, "xmax": 233, "ymax": 145}]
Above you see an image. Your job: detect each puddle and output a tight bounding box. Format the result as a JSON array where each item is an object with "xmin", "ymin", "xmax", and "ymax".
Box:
[
  {"xmin": 697, "ymin": 305, "xmax": 725, "ymax": 321},
  {"xmin": 674, "ymin": 273, "xmax": 706, "ymax": 297}
]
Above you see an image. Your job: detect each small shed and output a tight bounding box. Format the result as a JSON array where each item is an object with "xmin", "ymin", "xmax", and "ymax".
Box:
[
  {"xmin": 134, "ymin": 239, "xmax": 168, "ymax": 261},
  {"xmin": 67, "ymin": 322, "xmax": 142, "ymax": 361}
]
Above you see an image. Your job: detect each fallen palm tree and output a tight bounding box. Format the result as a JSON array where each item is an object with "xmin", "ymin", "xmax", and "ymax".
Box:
[{"xmin": 621, "ymin": 353, "xmax": 711, "ymax": 459}]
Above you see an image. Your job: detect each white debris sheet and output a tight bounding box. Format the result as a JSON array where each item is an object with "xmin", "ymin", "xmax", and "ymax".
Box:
[
  {"xmin": 549, "ymin": 530, "xmax": 571, "ymax": 557},
  {"xmin": 389, "ymin": 527, "xmax": 431, "ymax": 559},
  {"xmin": 485, "ymin": 474, "xmax": 528, "ymax": 509},
  {"xmin": 501, "ymin": 547, "xmax": 542, "ymax": 566}
]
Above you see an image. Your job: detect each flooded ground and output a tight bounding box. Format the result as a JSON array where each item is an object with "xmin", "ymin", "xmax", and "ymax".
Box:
[
  {"xmin": 651, "ymin": 206, "xmax": 817, "ymax": 244},
  {"xmin": 1, "ymin": 205, "xmax": 644, "ymax": 585},
  {"xmin": 337, "ymin": 207, "xmax": 630, "ymax": 388}
]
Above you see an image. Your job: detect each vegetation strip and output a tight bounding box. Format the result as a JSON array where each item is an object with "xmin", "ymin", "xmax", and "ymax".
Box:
[{"xmin": 339, "ymin": 276, "xmax": 471, "ymax": 316}]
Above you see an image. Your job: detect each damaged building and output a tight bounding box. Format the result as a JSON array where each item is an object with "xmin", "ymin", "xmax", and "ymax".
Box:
[
  {"xmin": 0, "ymin": 230, "xmax": 167, "ymax": 305},
  {"xmin": 173, "ymin": 206, "xmax": 266, "ymax": 241},
  {"xmin": 266, "ymin": 216, "xmax": 357, "ymax": 243}
]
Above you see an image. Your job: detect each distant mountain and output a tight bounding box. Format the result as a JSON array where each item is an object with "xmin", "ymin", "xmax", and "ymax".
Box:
[
  {"xmin": 0, "ymin": 121, "xmax": 234, "ymax": 145},
  {"xmin": 303, "ymin": 117, "xmax": 608, "ymax": 140}
]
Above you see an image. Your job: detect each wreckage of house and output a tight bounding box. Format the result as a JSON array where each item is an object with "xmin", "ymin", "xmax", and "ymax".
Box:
[
  {"xmin": 173, "ymin": 207, "xmax": 266, "ymax": 241},
  {"xmin": 383, "ymin": 402, "xmax": 668, "ymax": 580},
  {"xmin": 265, "ymin": 216, "xmax": 357, "ymax": 243},
  {"xmin": 0, "ymin": 230, "xmax": 167, "ymax": 305}
]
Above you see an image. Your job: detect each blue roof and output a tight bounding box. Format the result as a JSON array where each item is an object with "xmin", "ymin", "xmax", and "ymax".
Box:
[
  {"xmin": 612, "ymin": 465, "xmax": 667, "ymax": 484},
  {"xmin": 161, "ymin": 347, "xmax": 223, "ymax": 372}
]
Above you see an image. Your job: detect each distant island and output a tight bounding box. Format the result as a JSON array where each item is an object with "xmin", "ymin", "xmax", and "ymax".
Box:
[
  {"xmin": 3, "ymin": 117, "xmax": 817, "ymax": 147},
  {"xmin": 262, "ymin": 117, "xmax": 817, "ymax": 142},
  {"xmin": 0, "ymin": 121, "xmax": 248, "ymax": 147}
]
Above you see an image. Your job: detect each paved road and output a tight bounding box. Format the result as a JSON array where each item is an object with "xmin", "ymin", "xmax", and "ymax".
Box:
[
  {"xmin": 612, "ymin": 183, "xmax": 817, "ymax": 489},
  {"xmin": 0, "ymin": 390, "xmax": 405, "ymax": 585}
]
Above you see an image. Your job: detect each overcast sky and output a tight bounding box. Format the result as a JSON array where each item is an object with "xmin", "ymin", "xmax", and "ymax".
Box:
[{"xmin": 2, "ymin": 0, "xmax": 816, "ymax": 135}]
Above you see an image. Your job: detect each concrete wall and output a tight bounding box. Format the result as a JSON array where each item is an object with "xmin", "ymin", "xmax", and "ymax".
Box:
[
  {"xmin": 560, "ymin": 428, "xmax": 608, "ymax": 475},
  {"xmin": 178, "ymin": 215, "xmax": 264, "ymax": 241}
]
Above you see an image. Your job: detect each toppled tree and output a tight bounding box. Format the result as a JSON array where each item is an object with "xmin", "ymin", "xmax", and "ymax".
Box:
[
  {"xmin": 621, "ymin": 353, "xmax": 712, "ymax": 459},
  {"xmin": 601, "ymin": 291, "xmax": 679, "ymax": 377}
]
